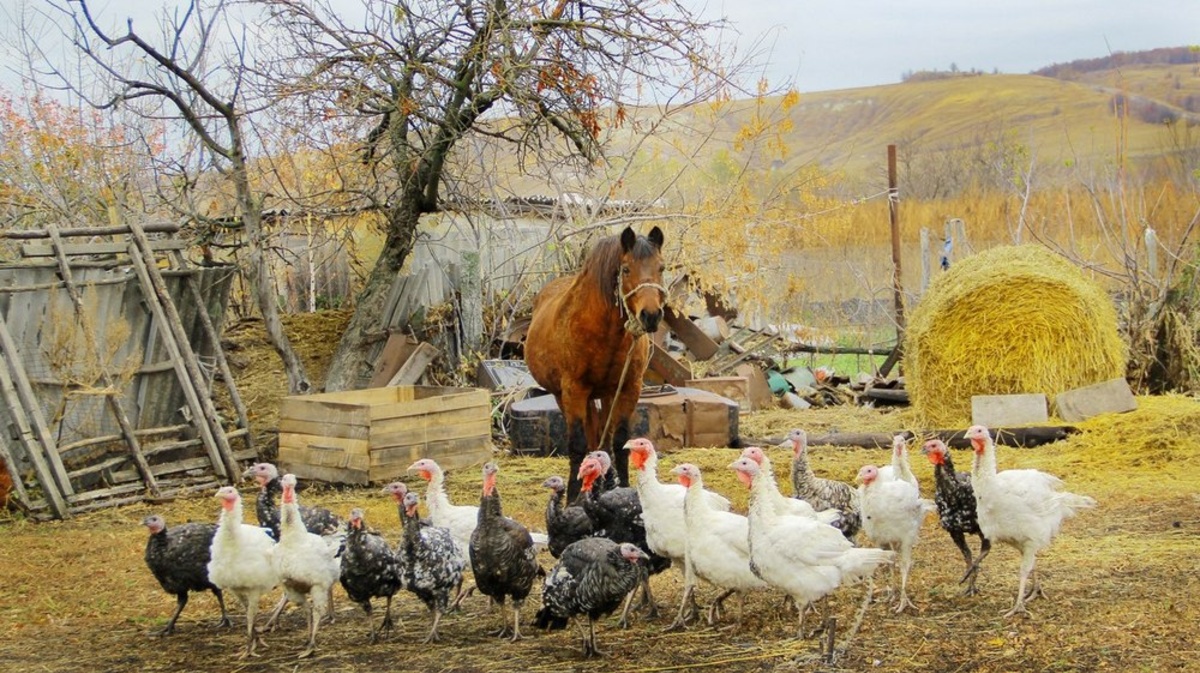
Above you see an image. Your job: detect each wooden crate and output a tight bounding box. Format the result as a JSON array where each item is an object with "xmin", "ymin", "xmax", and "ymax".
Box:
[{"xmin": 278, "ymin": 386, "xmax": 492, "ymax": 485}]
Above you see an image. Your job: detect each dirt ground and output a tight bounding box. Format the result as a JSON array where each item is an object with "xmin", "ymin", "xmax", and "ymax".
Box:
[{"xmin": 1, "ymin": 312, "xmax": 1198, "ymax": 673}]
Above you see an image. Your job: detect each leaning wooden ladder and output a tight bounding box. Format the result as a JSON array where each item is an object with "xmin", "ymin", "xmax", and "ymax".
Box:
[{"xmin": 0, "ymin": 222, "xmax": 252, "ymax": 518}]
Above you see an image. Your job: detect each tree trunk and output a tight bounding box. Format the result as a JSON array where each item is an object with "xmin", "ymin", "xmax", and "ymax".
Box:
[
  {"xmin": 231, "ymin": 150, "xmax": 311, "ymax": 395},
  {"xmin": 324, "ymin": 200, "xmax": 423, "ymax": 392}
]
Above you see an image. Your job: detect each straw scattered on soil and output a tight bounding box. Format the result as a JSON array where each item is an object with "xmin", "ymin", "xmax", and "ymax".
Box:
[{"xmin": 1, "ymin": 312, "xmax": 1197, "ymax": 673}]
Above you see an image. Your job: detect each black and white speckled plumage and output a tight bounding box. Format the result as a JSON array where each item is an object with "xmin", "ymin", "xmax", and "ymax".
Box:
[
  {"xmin": 469, "ymin": 463, "xmax": 539, "ymax": 641},
  {"xmin": 142, "ymin": 515, "xmax": 229, "ymax": 635},
  {"xmin": 543, "ymin": 475, "xmax": 594, "ymax": 559},
  {"xmin": 923, "ymin": 439, "xmax": 991, "ymax": 595},
  {"xmin": 539, "ymin": 538, "xmax": 647, "ymax": 657},
  {"xmin": 399, "ymin": 491, "xmax": 464, "ymax": 642},
  {"xmin": 245, "ymin": 463, "xmax": 342, "ymax": 539},
  {"xmin": 784, "ymin": 429, "xmax": 862, "ymax": 540},
  {"xmin": 339, "ymin": 509, "xmax": 402, "ymax": 641}
]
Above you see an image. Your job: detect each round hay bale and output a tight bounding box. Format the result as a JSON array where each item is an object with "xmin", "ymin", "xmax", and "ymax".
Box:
[{"xmin": 905, "ymin": 244, "xmax": 1126, "ymax": 427}]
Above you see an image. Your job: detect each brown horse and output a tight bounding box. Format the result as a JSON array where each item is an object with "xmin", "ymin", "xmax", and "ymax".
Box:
[{"xmin": 525, "ymin": 226, "xmax": 666, "ymax": 501}]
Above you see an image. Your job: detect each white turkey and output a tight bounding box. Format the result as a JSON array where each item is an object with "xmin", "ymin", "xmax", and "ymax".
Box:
[
  {"xmin": 625, "ymin": 437, "xmax": 728, "ymax": 628},
  {"xmin": 273, "ymin": 473, "xmax": 341, "ymax": 658},
  {"xmin": 671, "ymin": 463, "xmax": 766, "ymax": 627},
  {"xmin": 878, "ymin": 434, "xmax": 920, "ymax": 491},
  {"xmin": 856, "ymin": 464, "xmax": 935, "ymax": 613},
  {"xmin": 407, "ymin": 458, "xmax": 478, "ymax": 560},
  {"xmin": 729, "ymin": 456, "xmax": 893, "ymax": 637},
  {"xmin": 339, "ymin": 508, "xmax": 402, "ymax": 642},
  {"xmin": 539, "ymin": 537, "xmax": 648, "ymax": 657},
  {"xmin": 967, "ymin": 425, "xmax": 1097, "ymax": 617},
  {"xmin": 738, "ymin": 446, "xmax": 842, "ymax": 524},
  {"xmin": 781, "ymin": 428, "xmax": 862, "ymax": 540},
  {"xmin": 141, "ymin": 514, "xmax": 229, "ymax": 635},
  {"xmin": 399, "ymin": 490, "xmax": 466, "ymax": 642},
  {"xmin": 206, "ymin": 486, "xmax": 280, "ymax": 658}
]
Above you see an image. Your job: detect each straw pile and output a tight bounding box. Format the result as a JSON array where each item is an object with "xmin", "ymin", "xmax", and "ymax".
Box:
[{"xmin": 905, "ymin": 245, "xmax": 1126, "ymax": 427}]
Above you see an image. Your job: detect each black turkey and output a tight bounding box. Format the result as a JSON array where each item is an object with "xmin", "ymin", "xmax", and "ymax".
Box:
[
  {"xmin": 539, "ymin": 537, "xmax": 648, "ymax": 657},
  {"xmin": 922, "ymin": 438, "xmax": 991, "ymax": 595},
  {"xmin": 141, "ymin": 514, "xmax": 230, "ymax": 635},
  {"xmin": 542, "ymin": 475, "xmax": 594, "ymax": 559},
  {"xmin": 244, "ymin": 462, "xmax": 342, "ymax": 539},
  {"xmin": 469, "ymin": 462, "xmax": 539, "ymax": 641}
]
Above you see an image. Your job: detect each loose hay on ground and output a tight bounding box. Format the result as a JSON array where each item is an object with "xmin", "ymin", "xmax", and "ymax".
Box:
[
  {"xmin": 1, "ymin": 311, "xmax": 1197, "ymax": 673},
  {"xmin": 906, "ymin": 245, "xmax": 1126, "ymax": 427}
]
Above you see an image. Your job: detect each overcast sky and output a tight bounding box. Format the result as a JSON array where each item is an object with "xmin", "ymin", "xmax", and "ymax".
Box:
[
  {"xmin": 1, "ymin": 0, "xmax": 1195, "ymax": 95},
  {"xmin": 703, "ymin": 0, "xmax": 1199, "ymax": 92}
]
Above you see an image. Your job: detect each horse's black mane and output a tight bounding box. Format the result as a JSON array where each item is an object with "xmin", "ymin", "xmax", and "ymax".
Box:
[{"xmin": 581, "ymin": 233, "xmax": 659, "ymax": 303}]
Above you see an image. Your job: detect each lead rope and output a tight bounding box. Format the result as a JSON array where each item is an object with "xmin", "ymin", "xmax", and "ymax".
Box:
[{"xmin": 597, "ymin": 277, "xmax": 668, "ymax": 451}]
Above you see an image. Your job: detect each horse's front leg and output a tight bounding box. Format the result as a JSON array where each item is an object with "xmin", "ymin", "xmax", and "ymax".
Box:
[
  {"xmin": 606, "ymin": 383, "xmax": 644, "ymax": 490},
  {"xmin": 559, "ymin": 389, "xmax": 592, "ymax": 502}
]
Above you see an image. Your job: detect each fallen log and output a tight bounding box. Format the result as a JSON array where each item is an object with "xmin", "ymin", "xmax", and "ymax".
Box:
[{"xmin": 751, "ymin": 425, "xmax": 1079, "ymax": 450}]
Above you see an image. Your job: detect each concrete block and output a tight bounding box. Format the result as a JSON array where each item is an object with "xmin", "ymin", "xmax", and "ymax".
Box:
[
  {"xmin": 1054, "ymin": 377, "xmax": 1138, "ymax": 422},
  {"xmin": 971, "ymin": 393, "xmax": 1048, "ymax": 427}
]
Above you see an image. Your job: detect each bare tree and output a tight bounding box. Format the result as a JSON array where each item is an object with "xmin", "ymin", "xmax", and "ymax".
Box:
[
  {"xmin": 50, "ymin": 0, "xmax": 311, "ymax": 393},
  {"xmin": 256, "ymin": 0, "xmax": 731, "ymax": 391}
]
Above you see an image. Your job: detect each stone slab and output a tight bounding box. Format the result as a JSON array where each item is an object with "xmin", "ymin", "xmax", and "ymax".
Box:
[
  {"xmin": 1054, "ymin": 377, "xmax": 1138, "ymax": 422},
  {"xmin": 971, "ymin": 393, "xmax": 1048, "ymax": 427}
]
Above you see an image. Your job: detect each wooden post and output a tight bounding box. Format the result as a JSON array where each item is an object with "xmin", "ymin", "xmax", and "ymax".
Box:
[
  {"xmin": 127, "ymin": 235, "xmax": 238, "ymax": 480},
  {"xmin": 0, "ymin": 402, "xmax": 33, "ymax": 511},
  {"xmin": 45, "ymin": 224, "xmax": 160, "ymax": 495},
  {"xmin": 0, "ymin": 318, "xmax": 69, "ymax": 517},
  {"xmin": 881, "ymin": 145, "xmax": 905, "ymax": 378},
  {"xmin": 460, "ymin": 249, "xmax": 483, "ymax": 359},
  {"xmin": 170, "ymin": 251, "xmax": 253, "ymax": 453},
  {"xmin": 1145, "ymin": 227, "xmax": 1159, "ymax": 282},
  {"xmin": 920, "ymin": 227, "xmax": 931, "ymax": 294}
]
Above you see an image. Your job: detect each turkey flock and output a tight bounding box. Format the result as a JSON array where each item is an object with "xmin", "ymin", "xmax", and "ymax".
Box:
[{"xmin": 141, "ymin": 425, "xmax": 1095, "ymax": 659}]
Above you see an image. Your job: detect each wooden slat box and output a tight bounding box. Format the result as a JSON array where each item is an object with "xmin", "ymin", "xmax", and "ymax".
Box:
[{"xmin": 278, "ymin": 386, "xmax": 492, "ymax": 485}]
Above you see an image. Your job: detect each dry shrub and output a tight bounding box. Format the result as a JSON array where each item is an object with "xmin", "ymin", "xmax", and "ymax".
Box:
[{"xmin": 905, "ymin": 245, "xmax": 1126, "ymax": 427}]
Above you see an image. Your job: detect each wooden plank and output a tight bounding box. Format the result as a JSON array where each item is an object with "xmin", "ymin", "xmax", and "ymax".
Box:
[
  {"xmin": 664, "ymin": 306, "xmax": 720, "ymax": 360},
  {"xmin": 278, "ymin": 417, "xmax": 370, "ymax": 441},
  {"xmin": 0, "ymin": 222, "xmax": 180, "ymax": 240},
  {"xmin": 0, "ymin": 317, "xmax": 71, "ymax": 517},
  {"xmin": 21, "ymin": 239, "xmax": 187, "ymax": 258},
  {"xmin": 128, "ymin": 221, "xmax": 240, "ymax": 481},
  {"xmin": 647, "ymin": 342, "xmax": 691, "ymax": 386},
  {"xmin": 369, "ymin": 435, "xmax": 491, "ymax": 468},
  {"xmin": 368, "ymin": 389, "xmax": 487, "ymax": 422},
  {"xmin": 283, "ymin": 461, "xmax": 370, "ymax": 486},
  {"xmin": 299, "ymin": 386, "xmax": 404, "ymax": 406},
  {"xmin": 372, "ymin": 407, "xmax": 489, "ymax": 445},
  {"xmin": 386, "ymin": 342, "xmax": 441, "ymax": 387},
  {"xmin": 371, "ymin": 419, "xmax": 493, "ymax": 458},
  {"xmin": 279, "ymin": 397, "xmax": 371, "ymax": 428},
  {"xmin": 278, "ymin": 441, "xmax": 370, "ymax": 472},
  {"xmin": 108, "ymin": 456, "xmax": 220, "ymax": 483},
  {"xmin": 279, "ymin": 432, "xmax": 369, "ymax": 456},
  {"xmin": 127, "ymin": 238, "xmax": 233, "ymax": 480},
  {"xmin": 368, "ymin": 332, "xmax": 422, "ymax": 388}
]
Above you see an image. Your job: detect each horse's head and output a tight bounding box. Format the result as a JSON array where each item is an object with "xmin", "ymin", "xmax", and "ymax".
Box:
[{"xmin": 617, "ymin": 226, "xmax": 666, "ymax": 336}]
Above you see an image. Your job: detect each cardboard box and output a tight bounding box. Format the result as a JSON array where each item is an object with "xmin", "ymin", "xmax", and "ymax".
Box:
[
  {"xmin": 686, "ymin": 376, "xmax": 750, "ymax": 410},
  {"xmin": 507, "ymin": 385, "xmax": 739, "ymax": 455},
  {"xmin": 278, "ymin": 386, "xmax": 492, "ymax": 485}
]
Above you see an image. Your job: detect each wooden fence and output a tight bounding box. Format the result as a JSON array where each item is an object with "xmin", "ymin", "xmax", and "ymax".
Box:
[{"xmin": 0, "ymin": 222, "xmax": 251, "ymax": 518}]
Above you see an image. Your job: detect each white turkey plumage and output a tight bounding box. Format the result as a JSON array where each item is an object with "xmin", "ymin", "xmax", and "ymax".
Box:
[
  {"xmin": 967, "ymin": 425, "xmax": 1096, "ymax": 617},
  {"xmin": 206, "ymin": 486, "xmax": 280, "ymax": 658},
  {"xmin": 857, "ymin": 464, "xmax": 936, "ymax": 613},
  {"xmin": 272, "ymin": 473, "xmax": 341, "ymax": 658}
]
